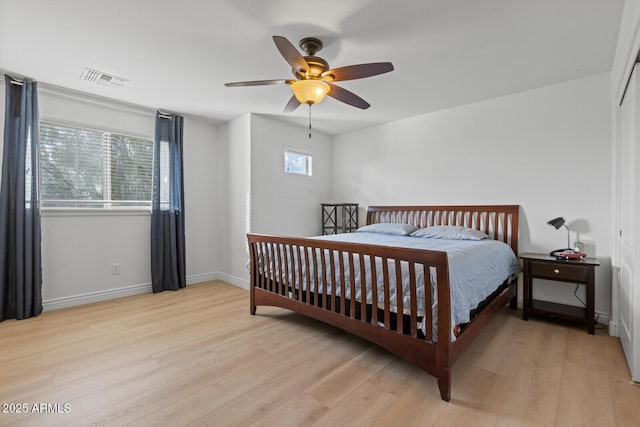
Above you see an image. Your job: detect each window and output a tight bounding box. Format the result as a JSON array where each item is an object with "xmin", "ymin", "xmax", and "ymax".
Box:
[
  {"xmin": 39, "ymin": 121, "xmax": 153, "ymax": 209},
  {"xmin": 284, "ymin": 149, "xmax": 312, "ymax": 176},
  {"xmin": 157, "ymin": 139, "xmax": 171, "ymax": 210}
]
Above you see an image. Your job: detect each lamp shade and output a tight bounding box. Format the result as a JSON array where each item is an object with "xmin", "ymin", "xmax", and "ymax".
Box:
[
  {"xmin": 547, "ymin": 216, "xmax": 571, "ymax": 251},
  {"xmin": 547, "ymin": 217, "xmax": 566, "ymax": 230},
  {"xmin": 290, "ymin": 80, "xmax": 330, "ymax": 105}
]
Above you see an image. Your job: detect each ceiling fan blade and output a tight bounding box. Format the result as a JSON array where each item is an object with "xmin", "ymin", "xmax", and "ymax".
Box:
[
  {"xmin": 273, "ymin": 36, "xmax": 308, "ymax": 75},
  {"xmin": 225, "ymin": 79, "xmax": 293, "ymax": 87},
  {"xmin": 323, "ymin": 62, "xmax": 394, "ymax": 82},
  {"xmin": 327, "ymin": 84, "xmax": 370, "ymax": 109},
  {"xmin": 283, "ymin": 95, "xmax": 301, "ymax": 113}
]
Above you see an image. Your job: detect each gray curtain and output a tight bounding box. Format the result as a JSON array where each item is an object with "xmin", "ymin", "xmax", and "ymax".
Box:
[
  {"xmin": 151, "ymin": 111, "xmax": 186, "ymax": 292},
  {"xmin": 0, "ymin": 75, "xmax": 42, "ymax": 321}
]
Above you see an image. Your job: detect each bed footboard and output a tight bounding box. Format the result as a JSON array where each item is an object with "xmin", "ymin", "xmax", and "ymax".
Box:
[{"xmin": 247, "ymin": 233, "xmax": 454, "ymax": 400}]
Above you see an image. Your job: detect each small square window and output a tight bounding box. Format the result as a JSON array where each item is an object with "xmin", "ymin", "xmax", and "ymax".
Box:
[{"xmin": 284, "ymin": 149, "xmax": 312, "ymax": 176}]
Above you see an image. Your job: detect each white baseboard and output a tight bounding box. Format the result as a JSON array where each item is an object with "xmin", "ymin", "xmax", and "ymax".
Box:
[
  {"xmin": 215, "ymin": 272, "xmax": 249, "ymax": 290},
  {"xmin": 43, "ymin": 271, "xmax": 221, "ymax": 311},
  {"xmin": 595, "ymin": 312, "xmax": 610, "ymax": 326},
  {"xmin": 609, "ymin": 321, "xmax": 619, "ymax": 337},
  {"xmin": 186, "ymin": 272, "xmax": 218, "ymax": 285},
  {"xmin": 43, "ymin": 282, "xmax": 152, "ymax": 311}
]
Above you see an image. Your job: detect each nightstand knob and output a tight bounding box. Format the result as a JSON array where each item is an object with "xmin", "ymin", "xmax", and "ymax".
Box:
[{"xmin": 554, "ymin": 268, "xmax": 560, "ymax": 274}]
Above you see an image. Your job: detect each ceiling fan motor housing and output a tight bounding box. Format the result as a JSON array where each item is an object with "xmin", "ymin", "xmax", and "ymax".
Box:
[
  {"xmin": 296, "ymin": 37, "xmax": 330, "ymax": 78},
  {"xmin": 299, "ymin": 37, "xmax": 323, "ymax": 55},
  {"xmin": 301, "ymin": 56, "xmax": 330, "ymax": 78}
]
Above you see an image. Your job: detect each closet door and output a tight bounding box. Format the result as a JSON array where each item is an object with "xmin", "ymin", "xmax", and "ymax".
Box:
[{"xmin": 619, "ymin": 63, "xmax": 640, "ymax": 382}]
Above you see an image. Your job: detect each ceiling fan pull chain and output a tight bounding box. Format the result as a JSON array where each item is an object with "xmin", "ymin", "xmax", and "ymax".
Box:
[{"xmin": 308, "ymin": 104, "xmax": 312, "ymax": 139}]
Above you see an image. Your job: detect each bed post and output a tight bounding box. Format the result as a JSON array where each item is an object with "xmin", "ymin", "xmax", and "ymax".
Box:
[
  {"xmin": 436, "ymin": 261, "xmax": 452, "ymax": 402},
  {"xmin": 248, "ymin": 238, "xmax": 257, "ymax": 315},
  {"xmin": 509, "ymin": 206, "xmax": 519, "ymax": 310},
  {"xmin": 437, "ymin": 369, "xmax": 451, "ymax": 402}
]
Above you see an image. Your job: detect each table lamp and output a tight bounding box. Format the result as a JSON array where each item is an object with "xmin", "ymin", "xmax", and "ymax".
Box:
[{"xmin": 547, "ymin": 216, "xmax": 572, "ymax": 254}]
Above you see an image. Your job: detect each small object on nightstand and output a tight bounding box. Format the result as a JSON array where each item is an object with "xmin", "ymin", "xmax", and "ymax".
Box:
[
  {"xmin": 520, "ymin": 252, "xmax": 599, "ymax": 334},
  {"xmin": 551, "ymin": 249, "xmax": 588, "ymax": 260}
]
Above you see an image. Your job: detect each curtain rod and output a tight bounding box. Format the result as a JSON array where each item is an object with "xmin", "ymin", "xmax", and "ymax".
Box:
[
  {"xmin": 157, "ymin": 111, "xmax": 183, "ymax": 120},
  {"xmin": 3, "ymin": 72, "xmax": 36, "ymax": 86}
]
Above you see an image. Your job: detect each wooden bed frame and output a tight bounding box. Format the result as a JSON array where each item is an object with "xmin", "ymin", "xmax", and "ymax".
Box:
[{"xmin": 247, "ymin": 205, "xmax": 519, "ymax": 401}]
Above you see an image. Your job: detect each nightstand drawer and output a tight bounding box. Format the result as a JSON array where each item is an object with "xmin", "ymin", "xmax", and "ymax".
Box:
[{"xmin": 528, "ymin": 261, "xmax": 587, "ymax": 282}]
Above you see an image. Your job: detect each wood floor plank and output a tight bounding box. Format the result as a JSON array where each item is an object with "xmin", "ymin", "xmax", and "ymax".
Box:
[
  {"xmin": 0, "ymin": 281, "xmax": 636, "ymax": 427},
  {"xmin": 494, "ymin": 362, "xmax": 563, "ymax": 427},
  {"xmin": 521, "ymin": 320, "xmax": 569, "ymax": 367},
  {"xmin": 310, "ymin": 384, "xmax": 397, "ymax": 427},
  {"xmin": 372, "ymin": 377, "xmax": 448, "ymax": 427},
  {"xmin": 67, "ymin": 318, "xmax": 338, "ymax": 425},
  {"xmin": 190, "ymin": 341, "xmax": 354, "ymax": 426},
  {"xmin": 248, "ymin": 395, "xmax": 328, "ymax": 427},
  {"xmin": 471, "ymin": 312, "xmax": 532, "ymax": 377},
  {"xmin": 364, "ymin": 356, "xmax": 419, "ymax": 396},
  {"xmin": 610, "ymin": 379, "xmax": 640, "ymax": 427},
  {"xmin": 304, "ymin": 346, "xmax": 394, "ymax": 408},
  {"xmin": 124, "ymin": 327, "xmax": 348, "ymax": 425},
  {"xmin": 554, "ymin": 331, "xmax": 619, "ymax": 427},
  {"xmin": 435, "ymin": 365, "xmax": 511, "ymax": 426}
]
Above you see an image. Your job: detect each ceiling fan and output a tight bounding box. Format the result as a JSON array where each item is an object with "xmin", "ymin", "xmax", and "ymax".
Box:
[{"xmin": 225, "ymin": 35, "xmax": 394, "ymax": 113}]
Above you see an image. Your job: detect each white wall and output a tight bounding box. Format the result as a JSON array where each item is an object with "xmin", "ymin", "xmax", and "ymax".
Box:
[
  {"xmin": 0, "ymin": 85, "xmax": 220, "ymax": 309},
  {"xmin": 218, "ymin": 114, "xmax": 251, "ymax": 287},
  {"xmin": 331, "ymin": 73, "xmax": 613, "ymax": 318},
  {"xmin": 219, "ymin": 113, "xmax": 332, "ymax": 288},
  {"xmin": 250, "ymin": 114, "xmax": 331, "ymax": 237},
  {"xmin": 182, "ymin": 114, "xmax": 220, "ymax": 283},
  {"xmin": 41, "ymin": 213, "xmax": 152, "ymax": 304}
]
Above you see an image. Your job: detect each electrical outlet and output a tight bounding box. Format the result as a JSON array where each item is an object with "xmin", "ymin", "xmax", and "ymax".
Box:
[{"xmin": 112, "ymin": 264, "xmax": 120, "ymax": 275}]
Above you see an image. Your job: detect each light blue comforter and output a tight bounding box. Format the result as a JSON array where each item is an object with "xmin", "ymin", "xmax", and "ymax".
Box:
[{"xmin": 312, "ymin": 232, "xmax": 521, "ymax": 331}]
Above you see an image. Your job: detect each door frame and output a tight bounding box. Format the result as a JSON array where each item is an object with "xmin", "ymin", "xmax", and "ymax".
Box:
[{"xmin": 612, "ymin": 4, "xmax": 640, "ymax": 382}]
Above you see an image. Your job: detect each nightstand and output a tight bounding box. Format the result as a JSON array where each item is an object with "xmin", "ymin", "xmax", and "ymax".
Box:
[
  {"xmin": 321, "ymin": 203, "xmax": 358, "ymax": 235},
  {"xmin": 520, "ymin": 252, "xmax": 599, "ymax": 334}
]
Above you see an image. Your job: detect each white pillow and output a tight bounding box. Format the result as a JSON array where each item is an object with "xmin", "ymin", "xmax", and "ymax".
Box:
[
  {"xmin": 410, "ymin": 225, "xmax": 488, "ymax": 240},
  {"xmin": 356, "ymin": 223, "xmax": 419, "ymax": 236}
]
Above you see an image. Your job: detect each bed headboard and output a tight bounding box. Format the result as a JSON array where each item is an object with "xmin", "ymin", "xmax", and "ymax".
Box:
[{"xmin": 366, "ymin": 205, "xmax": 519, "ymax": 254}]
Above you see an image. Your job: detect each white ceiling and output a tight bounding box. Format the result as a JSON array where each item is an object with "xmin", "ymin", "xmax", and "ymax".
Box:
[{"xmin": 0, "ymin": 0, "xmax": 625, "ymax": 135}]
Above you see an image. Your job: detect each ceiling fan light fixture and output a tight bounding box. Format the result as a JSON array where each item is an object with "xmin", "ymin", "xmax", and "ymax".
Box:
[
  {"xmin": 225, "ymin": 36, "xmax": 393, "ymax": 112},
  {"xmin": 290, "ymin": 80, "xmax": 330, "ymax": 105}
]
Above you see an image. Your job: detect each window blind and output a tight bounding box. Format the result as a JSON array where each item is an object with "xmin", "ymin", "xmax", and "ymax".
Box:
[{"xmin": 39, "ymin": 122, "xmax": 153, "ymax": 208}]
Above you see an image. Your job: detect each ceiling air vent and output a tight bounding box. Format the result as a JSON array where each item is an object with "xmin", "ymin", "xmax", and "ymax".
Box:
[{"xmin": 80, "ymin": 68, "xmax": 129, "ymax": 88}]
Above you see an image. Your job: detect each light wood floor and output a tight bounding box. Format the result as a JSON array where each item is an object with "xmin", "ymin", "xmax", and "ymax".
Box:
[{"xmin": 0, "ymin": 281, "xmax": 638, "ymax": 427}]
